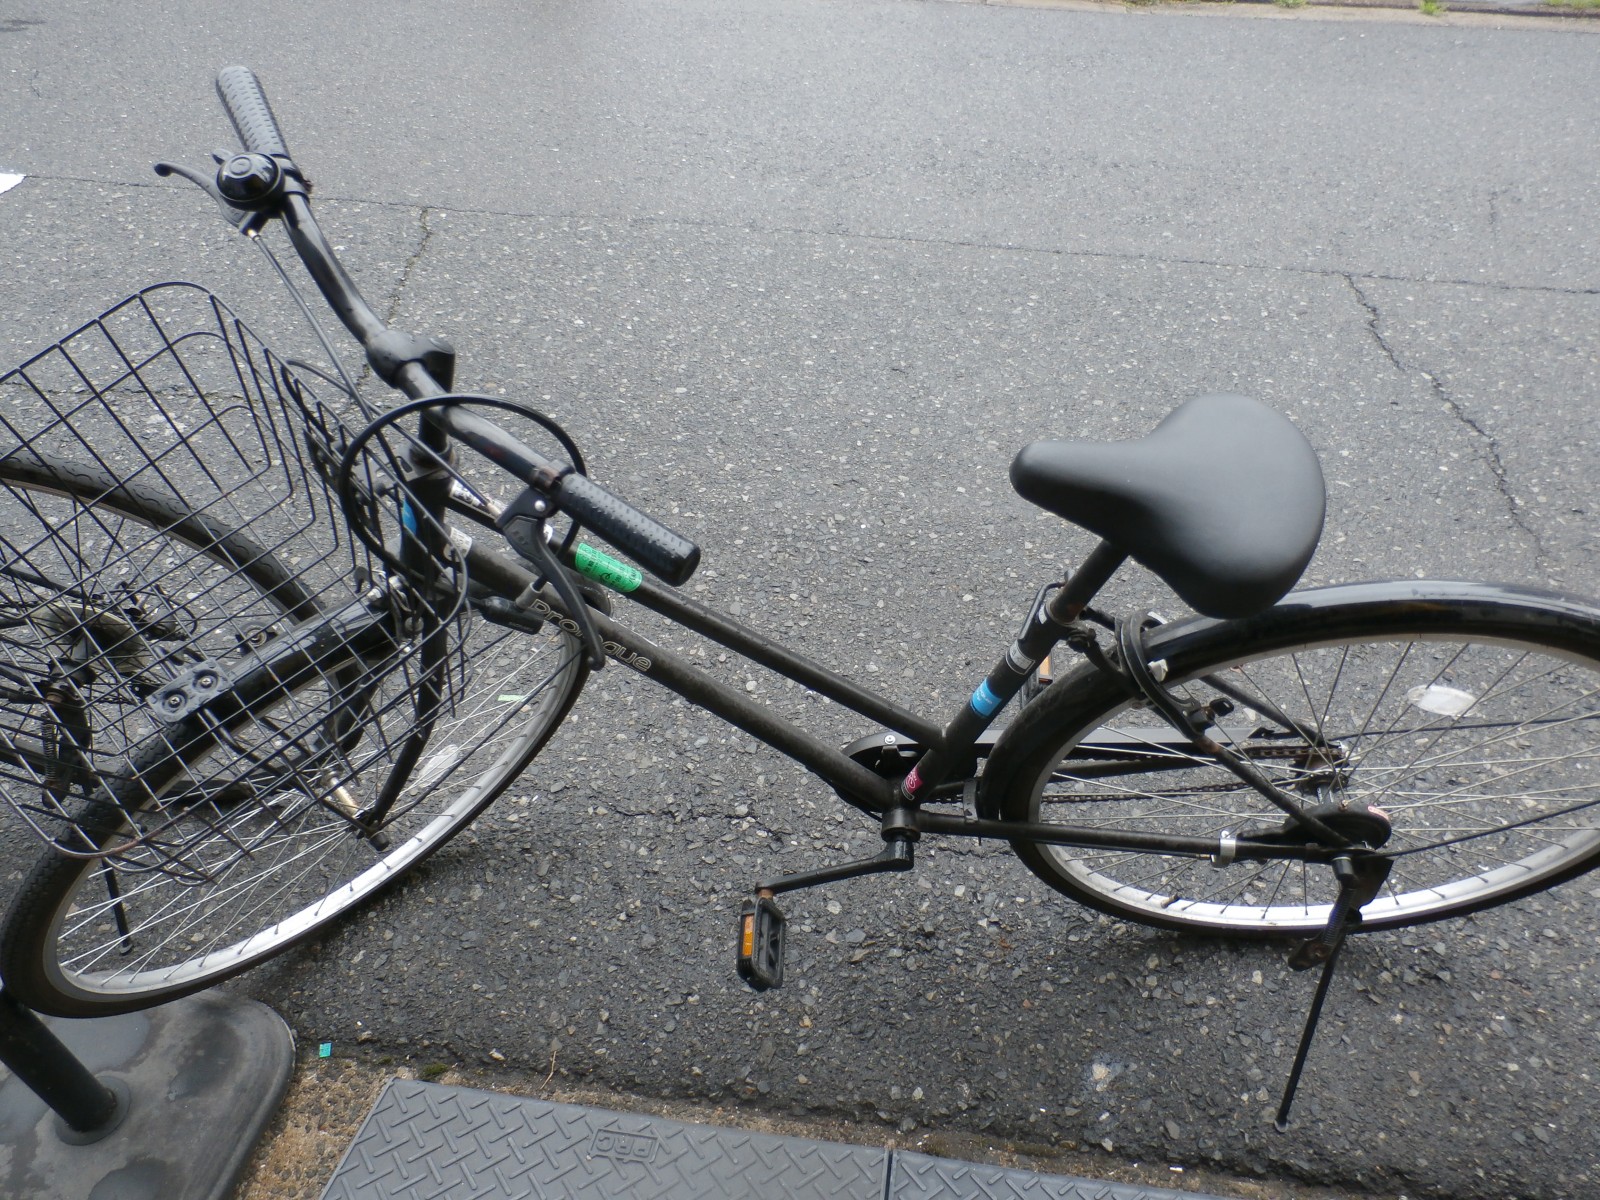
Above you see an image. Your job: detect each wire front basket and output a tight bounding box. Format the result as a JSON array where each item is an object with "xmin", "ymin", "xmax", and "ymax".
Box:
[{"xmin": 0, "ymin": 284, "xmax": 470, "ymax": 879}]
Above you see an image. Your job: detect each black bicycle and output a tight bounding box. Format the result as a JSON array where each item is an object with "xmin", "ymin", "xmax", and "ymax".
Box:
[{"xmin": 2, "ymin": 68, "xmax": 1598, "ymax": 1123}]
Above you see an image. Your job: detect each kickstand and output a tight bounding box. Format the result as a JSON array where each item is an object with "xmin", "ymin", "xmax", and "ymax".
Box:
[{"xmin": 1273, "ymin": 853, "xmax": 1391, "ymax": 1131}]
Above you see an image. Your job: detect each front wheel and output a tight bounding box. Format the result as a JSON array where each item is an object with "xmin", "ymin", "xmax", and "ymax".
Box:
[
  {"xmin": 985, "ymin": 581, "xmax": 1600, "ymax": 937},
  {"xmin": 0, "ymin": 455, "xmax": 589, "ymax": 1016}
]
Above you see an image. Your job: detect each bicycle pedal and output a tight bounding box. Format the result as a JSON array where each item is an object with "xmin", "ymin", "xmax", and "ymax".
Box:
[
  {"xmin": 736, "ymin": 895, "xmax": 786, "ymax": 991},
  {"xmin": 1021, "ymin": 653, "xmax": 1054, "ymax": 703}
]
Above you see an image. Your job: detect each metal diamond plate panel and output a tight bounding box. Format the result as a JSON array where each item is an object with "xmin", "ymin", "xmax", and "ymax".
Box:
[
  {"xmin": 889, "ymin": 1150, "xmax": 1226, "ymax": 1200},
  {"xmin": 320, "ymin": 1079, "xmax": 889, "ymax": 1200}
]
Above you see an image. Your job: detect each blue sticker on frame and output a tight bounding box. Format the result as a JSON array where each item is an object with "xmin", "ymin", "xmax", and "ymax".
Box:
[{"xmin": 969, "ymin": 680, "xmax": 1003, "ymax": 717}]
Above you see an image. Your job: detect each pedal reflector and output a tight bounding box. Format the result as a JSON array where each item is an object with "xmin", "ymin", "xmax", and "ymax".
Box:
[{"xmin": 736, "ymin": 896, "xmax": 786, "ymax": 991}]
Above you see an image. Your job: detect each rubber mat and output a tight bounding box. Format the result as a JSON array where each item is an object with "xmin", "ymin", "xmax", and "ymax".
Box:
[
  {"xmin": 891, "ymin": 1149, "xmax": 1203, "ymax": 1199},
  {"xmin": 321, "ymin": 1079, "xmax": 1231, "ymax": 1200}
]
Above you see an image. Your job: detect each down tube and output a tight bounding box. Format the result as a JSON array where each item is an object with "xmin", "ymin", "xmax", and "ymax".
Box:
[{"xmin": 511, "ymin": 589, "xmax": 899, "ymax": 813}]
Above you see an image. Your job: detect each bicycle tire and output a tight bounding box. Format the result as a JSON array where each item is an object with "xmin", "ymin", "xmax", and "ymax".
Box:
[
  {"xmin": 983, "ymin": 580, "xmax": 1600, "ymax": 936},
  {"xmin": 0, "ymin": 453, "xmax": 588, "ymax": 1016}
]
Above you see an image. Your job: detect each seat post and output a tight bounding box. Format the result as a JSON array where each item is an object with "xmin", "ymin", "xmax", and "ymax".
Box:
[
  {"xmin": 1046, "ymin": 541, "xmax": 1127, "ymax": 625},
  {"xmin": 893, "ymin": 539, "xmax": 1129, "ymax": 809}
]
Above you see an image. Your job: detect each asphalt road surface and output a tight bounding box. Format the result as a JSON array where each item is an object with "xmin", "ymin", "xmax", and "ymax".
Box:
[{"xmin": 3, "ymin": 1, "xmax": 1599, "ymax": 1196}]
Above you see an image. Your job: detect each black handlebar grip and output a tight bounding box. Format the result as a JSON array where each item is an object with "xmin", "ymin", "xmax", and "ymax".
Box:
[
  {"xmin": 557, "ymin": 473, "xmax": 700, "ymax": 587},
  {"xmin": 216, "ymin": 65, "xmax": 289, "ymax": 156}
]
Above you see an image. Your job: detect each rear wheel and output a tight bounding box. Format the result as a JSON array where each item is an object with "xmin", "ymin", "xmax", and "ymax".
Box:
[
  {"xmin": 987, "ymin": 582, "xmax": 1600, "ymax": 936},
  {"xmin": 0, "ymin": 453, "xmax": 587, "ymax": 1015}
]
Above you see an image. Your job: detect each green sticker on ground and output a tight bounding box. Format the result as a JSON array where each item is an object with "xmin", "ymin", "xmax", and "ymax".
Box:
[{"xmin": 574, "ymin": 542, "xmax": 643, "ymax": 593}]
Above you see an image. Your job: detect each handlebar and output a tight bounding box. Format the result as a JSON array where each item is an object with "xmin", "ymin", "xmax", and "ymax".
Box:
[
  {"xmin": 216, "ymin": 65, "xmax": 289, "ymax": 157},
  {"xmin": 207, "ymin": 66, "xmax": 700, "ymax": 588},
  {"xmin": 439, "ymin": 404, "xmax": 699, "ymax": 586},
  {"xmin": 556, "ymin": 472, "xmax": 700, "ymax": 586}
]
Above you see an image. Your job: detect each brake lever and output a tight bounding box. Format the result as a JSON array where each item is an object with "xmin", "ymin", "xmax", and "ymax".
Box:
[
  {"xmin": 156, "ymin": 147, "xmax": 309, "ymax": 235},
  {"xmin": 497, "ymin": 489, "xmax": 607, "ymax": 671},
  {"xmin": 153, "ymin": 153, "xmax": 267, "ymax": 233}
]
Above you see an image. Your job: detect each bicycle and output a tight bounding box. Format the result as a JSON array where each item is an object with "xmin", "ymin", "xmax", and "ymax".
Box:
[{"xmin": 2, "ymin": 68, "xmax": 1598, "ymax": 1125}]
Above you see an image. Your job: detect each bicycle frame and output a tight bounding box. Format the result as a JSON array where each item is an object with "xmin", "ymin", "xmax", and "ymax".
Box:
[{"xmin": 461, "ymin": 530, "xmax": 1341, "ymax": 872}]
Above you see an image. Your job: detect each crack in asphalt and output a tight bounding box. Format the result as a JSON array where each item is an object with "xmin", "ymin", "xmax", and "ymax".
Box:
[
  {"xmin": 385, "ymin": 205, "xmax": 437, "ymax": 325},
  {"xmin": 23, "ymin": 172, "xmax": 1600, "ymax": 299},
  {"xmin": 1487, "ymin": 186, "xmax": 1507, "ymax": 234},
  {"xmin": 1345, "ymin": 274, "xmax": 1409, "ymax": 375},
  {"xmin": 403, "ymin": 201, "xmax": 1600, "ymax": 301},
  {"xmin": 324, "ymin": 204, "xmax": 435, "ymax": 394},
  {"xmin": 1344, "ymin": 273, "xmax": 1549, "ymax": 564}
]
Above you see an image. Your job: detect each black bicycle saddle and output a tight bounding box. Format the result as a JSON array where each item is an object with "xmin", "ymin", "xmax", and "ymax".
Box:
[{"xmin": 1010, "ymin": 393, "xmax": 1326, "ymax": 619}]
